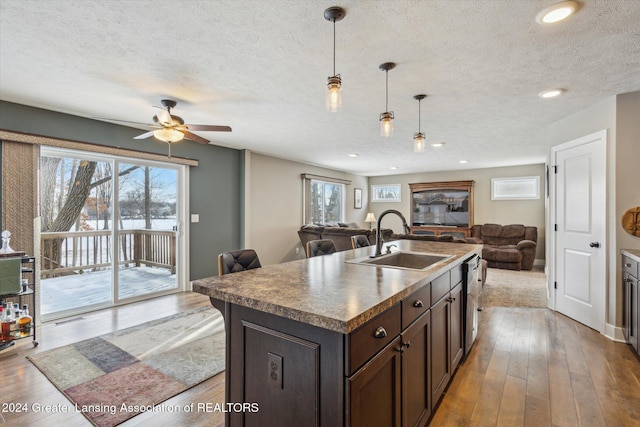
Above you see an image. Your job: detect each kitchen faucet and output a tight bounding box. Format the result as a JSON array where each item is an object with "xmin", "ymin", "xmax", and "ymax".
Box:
[{"xmin": 374, "ymin": 209, "xmax": 410, "ymax": 257}]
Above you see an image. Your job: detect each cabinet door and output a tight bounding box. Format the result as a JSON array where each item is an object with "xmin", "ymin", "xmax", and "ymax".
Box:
[
  {"xmin": 347, "ymin": 337, "xmax": 402, "ymax": 427},
  {"xmin": 624, "ymin": 275, "xmax": 631, "ymax": 342},
  {"xmin": 630, "ymin": 275, "xmax": 639, "ymax": 352},
  {"xmin": 449, "ymin": 283, "xmax": 464, "ymax": 373},
  {"xmin": 402, "ymin": 310, "xmax": 431, "ymax": 427},
  {"xmin": 430, "ymin": 296, "xmax": 450, "ymax": 406}
]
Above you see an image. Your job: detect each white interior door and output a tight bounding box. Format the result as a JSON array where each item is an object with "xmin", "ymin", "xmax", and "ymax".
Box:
[{"xmin": 553, "ymin": 130, "xmax": 607, "ymax": 333}]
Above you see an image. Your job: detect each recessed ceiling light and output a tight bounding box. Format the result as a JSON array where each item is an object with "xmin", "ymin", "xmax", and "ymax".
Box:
[
  {"xmin": 539, "ymin": 88, "xmax": 566, "ymax": 98},
  {"xmin": 390, "ymin": 166, "xmax": 398, "ymax": 170},
  {"xmin": 348, "ymin": 153, "xmax": 358, "ymax": 157},
  {"xmin": 431, "ymin": 142, "xmax": 445, "ymax": 148},
  {"xmin": 536, "ymin": 1, "xmax": 580, "ymax": 24},
  {"xmin": 459, "ymin": 160, "xmax": 468, "ymax": 164}
]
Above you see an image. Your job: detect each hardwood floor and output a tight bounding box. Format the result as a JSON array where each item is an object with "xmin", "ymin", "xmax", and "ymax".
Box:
[
  {"xmin": 432, "ymin": 307, "xmax": 640, "ymax": 427},
  {"xmin": 1, "ymin": 294, "xmax": 638, "ymax": 426}
]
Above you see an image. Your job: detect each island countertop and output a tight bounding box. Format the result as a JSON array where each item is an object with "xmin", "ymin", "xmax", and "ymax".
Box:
[{"xmin": 192, "ymin": 240, "xmax": 481, "ymax": 334}]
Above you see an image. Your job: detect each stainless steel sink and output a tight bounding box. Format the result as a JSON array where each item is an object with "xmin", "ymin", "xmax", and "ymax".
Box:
[{"xmin": 347, "ymin": 251, "xmax": 454, "ymax": 271}]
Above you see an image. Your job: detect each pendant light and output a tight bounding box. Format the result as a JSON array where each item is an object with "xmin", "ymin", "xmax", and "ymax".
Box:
[
  {"xmin": 379, "ymin": 62, "xmax": 396, "ymax": 137},
  {"xmin": 324, "ymin": 7, "xmax": 346, "ymax": 112},
  {"xmin": 413, "ymin": 94, "xmax": 427, "ymax": 152}
]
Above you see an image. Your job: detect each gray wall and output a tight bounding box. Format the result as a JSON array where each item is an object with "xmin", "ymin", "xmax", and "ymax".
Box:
[{"xmin": 0, "ymin": 101, "xmax": 243, "ymax": 280}]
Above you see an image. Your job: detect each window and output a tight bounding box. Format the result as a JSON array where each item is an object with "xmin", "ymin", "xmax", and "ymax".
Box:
[
  {"xmin": 302, "ymin": 174, "xmax": 350, "ymax": 225},
  {"xmin": 310, "ymin": 180, "xmax": 344, "ymax": 224}
]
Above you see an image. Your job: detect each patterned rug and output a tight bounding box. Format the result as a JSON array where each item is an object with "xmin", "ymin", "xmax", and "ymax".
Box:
[
  {"xmin": 482, "ymin": 266, "xmax": 548, "ymax": 308},
  {"xmin": 27, "ymin": 306, "xmax": 225, "ymax": 427}
]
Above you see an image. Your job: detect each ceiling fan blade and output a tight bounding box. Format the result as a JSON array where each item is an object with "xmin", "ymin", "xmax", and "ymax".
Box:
[
  {"xmin": 93, "ymin": 117, "xmax": 157, "ymax": 127},
  {"xmin": 182, "ymin": 130, "xmax": 210, "ymax": 144},
  {"xmin": 155, "ymin": 109, "xmax": 173, "ymax": 126},
  {"xmin": 185, "ymin": 124, "xmax": 232, "ymax": 132},
  {"xmin": 134, "ymin": 131, "xmax": 155, "ymax": 140}
]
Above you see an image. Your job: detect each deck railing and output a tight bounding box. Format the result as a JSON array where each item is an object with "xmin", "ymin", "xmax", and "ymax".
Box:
[{"xmin": 41, "ymin": 229, "xmax": 176, "ymax": 278}]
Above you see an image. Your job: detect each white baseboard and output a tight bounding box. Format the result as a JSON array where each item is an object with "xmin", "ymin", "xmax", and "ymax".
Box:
[{"xmin": 605, "ymin": 323, "xmax": 626, "ymax": 342}]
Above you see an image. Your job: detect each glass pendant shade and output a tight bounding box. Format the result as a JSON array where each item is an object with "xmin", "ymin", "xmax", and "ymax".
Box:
[
  {"xmin": 380, "ymin": 112, "xmax": 394, "ymax": 137},
  {"xmin": 153, "ymin": 128, "xmax": 184, "ymax": 143},
  {"xmin": 413, "ymin": 132, "xmax": 425, "ymax": 152},
  {"xmin": 324, "ymin": 7, "xmax": 346, "ymax": 112},
  {"xmin": 379, "ymin": 62, "xmax": 396, "ymax": 138},
  {"xmin": 326, "ymin": 75, "xmax": 342, "ymax": 112}
]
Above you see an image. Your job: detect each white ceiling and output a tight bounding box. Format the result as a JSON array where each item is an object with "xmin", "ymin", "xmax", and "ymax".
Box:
[{"xmin": 1, "ymin": 0, "xmax": 639, "ymax": 176}]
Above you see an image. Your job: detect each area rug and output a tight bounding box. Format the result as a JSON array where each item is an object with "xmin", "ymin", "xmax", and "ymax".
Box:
[
  {"xmin": 482, "ymin": 266, "xmax": 548, "ymax": 308},
  {"xmin": 27, "ymin": 306, "xmax": 225, "ymax": 427}
]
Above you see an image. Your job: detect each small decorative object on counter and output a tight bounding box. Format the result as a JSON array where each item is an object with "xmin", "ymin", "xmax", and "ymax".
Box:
[
  {"xmin": 1, "ymin": 301, "xmax": 16, "ymax": 341},
  {"xmin": 0, "ymin": 230, "xmax": 15, "ymax": 254},
  {"xmin": 18, "ymin": 304, "xmax": 32, "ymax": 338}
]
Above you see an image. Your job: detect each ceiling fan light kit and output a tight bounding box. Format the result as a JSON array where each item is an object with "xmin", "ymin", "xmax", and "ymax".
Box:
[
  {"xmin": 379, "ymin": 62, "xmax": 396, "ymax": 138},
  {"xmin": 325, "ymin": 6, "xmax": 346, "ymax": 112},
  {"xmin": 413, "ymin": 94, "xmax": 427, "ymax": 153},
  {"xmin": 153, "ymin": 128, "xmax": 184, "ymax": 143}
]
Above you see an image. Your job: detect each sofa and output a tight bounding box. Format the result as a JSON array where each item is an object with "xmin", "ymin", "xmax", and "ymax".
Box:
[
  {"xmin": 298, "ymin": 225, "xmax": 466, "ymax": 252},
  {"xmin": 465, "ymin": 224, "xmax": 537, "ymax": 271}
]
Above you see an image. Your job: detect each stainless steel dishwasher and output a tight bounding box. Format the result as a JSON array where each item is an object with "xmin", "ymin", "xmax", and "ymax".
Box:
[{"xmin": 462, "ymin": 254, "xmax": 482, "ymax": 357}]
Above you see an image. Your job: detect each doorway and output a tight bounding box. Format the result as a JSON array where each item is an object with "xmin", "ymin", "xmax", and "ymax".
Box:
[
  {"xmin": 39, "ymin": 147, "xmax": 187, "ymax": 320},
  {"xmin": 550, "ymin": 129, "xmax": 607, "ymax": 333}
]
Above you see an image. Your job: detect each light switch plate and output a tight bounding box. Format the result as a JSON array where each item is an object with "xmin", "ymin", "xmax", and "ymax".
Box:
[{"xmin": 191, "ymin": 214, "xmax": 199, "ymax": 223}]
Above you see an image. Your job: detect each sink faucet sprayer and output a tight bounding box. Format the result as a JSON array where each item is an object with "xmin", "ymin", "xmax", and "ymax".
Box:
[{"xmin": 374, "ymin": 209, "xmax": 410, "ymax": 257}]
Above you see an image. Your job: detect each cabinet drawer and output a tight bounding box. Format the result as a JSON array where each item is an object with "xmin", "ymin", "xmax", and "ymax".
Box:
[
  {"xmin": 348, "ymin": 303, "xmax": 401, "ymax": 375},
  {"xmin": 431, "ymin": 271, "xmax": 451, "ymax": 304},
  {"xmin": 623, "ymin": 255, "xmax": 639, "ymax": 278},
  {"xmin": 402, "ymin": 285, "xmax": 431, "ymax": 330}
]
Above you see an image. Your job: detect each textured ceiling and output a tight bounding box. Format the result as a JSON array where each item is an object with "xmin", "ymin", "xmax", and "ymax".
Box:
[{"xmin": 1, "ymin": 0, "xmax": 639, "ymax": 176}]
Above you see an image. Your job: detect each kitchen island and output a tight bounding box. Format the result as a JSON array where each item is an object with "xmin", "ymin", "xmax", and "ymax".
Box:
[{"xmin": 193, "ymin": 239, "xmax": 482, "ymax": 426}]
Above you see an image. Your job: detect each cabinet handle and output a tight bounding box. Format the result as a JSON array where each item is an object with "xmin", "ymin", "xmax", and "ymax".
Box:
[
  {"xmin": 403, "ymin": 341, "xmax": 411, "ymax": 349},
  {"xmin": 374, "ymin": 326, "xmax": 387, "ymax": 339},
  {"xmin": 413, "ymin": 300, "xmax": 424, "ymax": 308},
  {"xmin": 625, "ymin": 263, "xmax": 632, "ymax": 268},
  {"xmin": 589, "ymin": 242, "xmax": 600, "ymax": 248}
]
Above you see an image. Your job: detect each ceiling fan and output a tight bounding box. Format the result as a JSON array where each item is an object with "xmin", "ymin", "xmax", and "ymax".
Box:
[{"xmin": 97, "ymin": 99, "xmax": 231, "ymax": 156}]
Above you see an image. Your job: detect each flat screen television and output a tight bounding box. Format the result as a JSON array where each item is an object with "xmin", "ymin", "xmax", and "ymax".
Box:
[{"xmin": 411, "ymin": 189, "xmax": 469, "ymax": 227}]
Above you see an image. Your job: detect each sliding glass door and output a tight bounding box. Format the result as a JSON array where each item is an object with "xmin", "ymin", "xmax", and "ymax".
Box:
[
  {"xmin": 116, "ymin": 162, "xmax": 179, "ymax": 300},
  {"xmin": 40, "ymin": 148, "xmax": 186, "ymax": 320}
]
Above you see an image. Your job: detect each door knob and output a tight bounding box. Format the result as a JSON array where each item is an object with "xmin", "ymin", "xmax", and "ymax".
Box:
[{"xmin": 589, "ymin": 242, "xmax": 600, "ymax": 248}]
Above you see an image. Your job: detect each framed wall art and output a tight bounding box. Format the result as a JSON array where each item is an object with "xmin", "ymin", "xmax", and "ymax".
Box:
[
  {"xmin": 354, "ymin": 188, "xmax": 362, "ymax": 209},
  {"xmin": 371, "ymin": 184, "xmax": 401, "ymax": 203}
]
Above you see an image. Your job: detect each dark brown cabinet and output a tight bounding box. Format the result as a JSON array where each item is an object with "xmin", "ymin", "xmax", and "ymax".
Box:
[
  {"xmin": 348, "ymin": 336, "xmax": 402, "ymax": 427},
  {"xmin": 449, "ymin": 282, "xmax": 464, "ymax": 371},
  {"xmin": 348, "ymin": 310, "xmax": 432, "ymax": 427},
  {"xmin": 214, "ymin": 260, "xmax": 473, "ymax": 427},
  {"xmin": 401, "ymin": 310, "xmax": 431, "ymax": 427},
  {"xmin": 623, "ymin": 252, "xmax": 639, "ymax": 354},
  {"xmin": 431, "ymin": 281, "xmax": 463, "ymax": 406}
]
